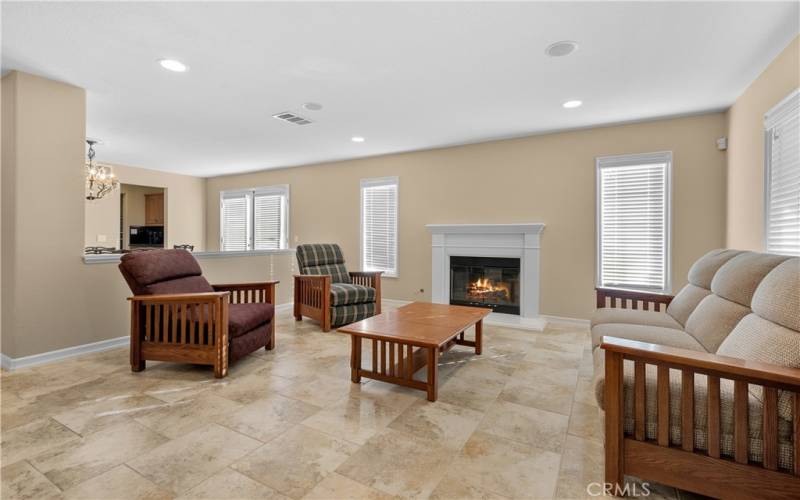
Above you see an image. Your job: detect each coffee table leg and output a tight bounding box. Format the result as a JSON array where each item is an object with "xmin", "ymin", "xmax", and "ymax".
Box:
[
  {"xmin": 475, "ymin": 319, "xmax": 483, "ymax": 355},
  {"xmin": 351, "ymin": 335, "xmax": 362, "ymax": 383},
  {"xmin": 426, "ymin": 346, "xmax": 438, "ymax": 401}
]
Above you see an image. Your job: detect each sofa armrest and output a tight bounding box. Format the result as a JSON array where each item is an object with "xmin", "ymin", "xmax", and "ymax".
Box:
[
  {"xmin": 213, "ymin": 282, "xmax": 278, "ymax": 304},
  {"xmin": 349, "ymin": 272, "xmax": 382, "ymax": 313},
  {"xmin": 600, "ymin": 336, "xmax": 800, "ymax": 389},
  {"xmin": 596, "ymin": 287, "xmax": 674, "ymax": 312},
  {"xmin": 128, "ymin": 292, "xmax": 231, "ymax": 377},
  {"xmin": 601, "ymin": 335, "xmax": 800, "ymax": 481}
]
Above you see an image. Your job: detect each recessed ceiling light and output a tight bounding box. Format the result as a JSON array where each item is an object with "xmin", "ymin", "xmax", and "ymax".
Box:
[
  {"xmin": 563, "ymin": 100, "xmax": 582, "ymax": 109},
  {"xmin": 158, "ymin": 59, "xmax": 188, "ymax": 72},
  {"xmin": 303, "ymin": 102, "xmax": 323, "ymax": 111},
  {"xmin": 545, "ymin": 41, "xmax": 579, "ymax": 57},
  {"xmin": 351, "ymin": 136, "xmax": 365, "ymax": 143}
]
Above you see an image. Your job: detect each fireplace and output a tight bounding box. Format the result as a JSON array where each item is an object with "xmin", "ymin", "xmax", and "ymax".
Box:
[
  {"xmin": 427, "ymin": 223, "xmax": 546, "ymax": 330},
  {"xmin": 450, "ymin": 256, "xmax": 521, "ymax": 315}
]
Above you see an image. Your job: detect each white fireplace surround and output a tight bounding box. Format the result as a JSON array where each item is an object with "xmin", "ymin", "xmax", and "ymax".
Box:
[{"xmin": 426, "ymin": 223, "xmax": 547, "ymax": 331}]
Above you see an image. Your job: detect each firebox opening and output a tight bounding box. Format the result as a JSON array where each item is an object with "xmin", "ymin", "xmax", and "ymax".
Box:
[{"xmin": 449, "ymin": 256, "xmax": 521, "ymax": 315}]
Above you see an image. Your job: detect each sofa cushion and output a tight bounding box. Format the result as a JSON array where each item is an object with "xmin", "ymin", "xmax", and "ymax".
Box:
[
  {"xmin": 717, "ymin": 314, "xmax": 800, "ymax": 422},
  {"xmin": 750, "ymin": 257, "xmax": 800, "ymax": 331},
  {"xmin": 687, "ymin": 249, "xmax": 742, "ymax": 288},
  {"xmin": 684, "ymin": 295, "xmax": 750, "ymax": 352},
  {"xmin": 330, "ymin": 283, "xmax": 376, "ymax": 306},
  {"xmin": 296, "ymin": 243, "xmax": 353, "ymax": 284},
  {"xmin": 228, "ymin": 302, "xmax": 274, "ymax": 338},
  {"xmin": 296, "ymin": 243, "xmax": 346, "ymax": 267},
  {"xmin": 144, "ymin": 275, "xmax": 214, "ymax": 295},
  {"xmin": 119, "ymin": 249, "xmax": 203, "ymax": 290},
  {"xmin": 304, "ymin": 263, "xmax": 352, "ymax": 284},
  {"xmin": 666, "ymin": 283, "xmax": 711, "ymax": 327},
  {"xmin": 591, "ymin": 323, "xmax": 706, "ymax": 352},
  {"xmin": 710, "ymin": 251, "xmax": 790, "ymax": 307},
  {"xmin": 593, "ymin": 354, "xmax": 794, "ymax": 470},
  {"xmin": 331, "ymin": 302, "xmax": 376, "ymax": 327},
  {"xmin": 590, "ymin": 308, "xmax": 681, "ymax": 330}
]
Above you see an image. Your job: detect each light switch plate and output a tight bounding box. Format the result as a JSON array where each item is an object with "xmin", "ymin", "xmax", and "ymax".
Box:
[{"xmin": 97, "ymin": 234, "xmax": 107, "ymax": 242}]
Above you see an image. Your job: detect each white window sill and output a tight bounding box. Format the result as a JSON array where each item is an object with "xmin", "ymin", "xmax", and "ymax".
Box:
[{"xmin": 83, "ymin": 248, "xmax": 296, "ymax": 265}]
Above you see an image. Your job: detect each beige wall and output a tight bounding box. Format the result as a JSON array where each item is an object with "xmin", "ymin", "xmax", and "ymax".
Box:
[
  {"xmin": 726, "ymin": 36, "xmax": 799, "ymax": 250},
  {"xmin": 0, "ymin": 71, "xmax": 278, "ymax": 359},
  {"xmin": 2, "ymin": 71, "xmax": 89, "ymax": 357},
  {"xmin": 84, "ymin": 190, "xmax": 119, "ymax": 246},
  {"xmin": 85, "ymin": 165, "xmax": 207, "ymax": 250},
  {"xmin": 207, "ymin": 113, "xmax": 728, "ymax": 319}
]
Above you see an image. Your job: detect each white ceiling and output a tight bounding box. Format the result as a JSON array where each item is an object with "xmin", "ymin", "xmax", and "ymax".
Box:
[{"xmin": 2, "ymin": 2, "xmax": 798, "ymax": 177}]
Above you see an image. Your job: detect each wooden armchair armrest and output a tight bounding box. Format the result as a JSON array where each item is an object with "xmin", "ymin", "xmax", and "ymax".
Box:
[
  {"xmin": 213, "ymin": 281, "xmax": 279, "ymax": 304},
  {"xmin": 601, "ymin": 336, "xmax": 800, "ymax": 494},
  {"xmin": 600, "ymin": 336, "xmax": 800, "ymax": 389},
  {"xmin": 349, "ymin": 271, "xmax": 382, "ymax": 313},
  {"xmin": 596, "ymin": 287, "xmax": 674, "ymax": 312},
  {"xmin": 127, "ymin": 291, "xmax": 231, "ymax": 377},
  {"xmin": 128, "ymin": 292, "xmax": 230, "ymax": 303}
]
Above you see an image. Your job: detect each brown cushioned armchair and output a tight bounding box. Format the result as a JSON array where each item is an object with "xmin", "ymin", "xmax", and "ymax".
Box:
[
  {"xmin": 293, "ymin": 243, "xmax": 382, "ymax": 332},
  {"xmin": 119, "ymin": 249, "xmax": 278, "ymax": 378}
]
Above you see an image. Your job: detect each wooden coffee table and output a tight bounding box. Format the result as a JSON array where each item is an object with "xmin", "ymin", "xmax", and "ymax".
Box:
[{"xmin": 338, "ymin": 302, "xmax": 491, "ymax": 401}]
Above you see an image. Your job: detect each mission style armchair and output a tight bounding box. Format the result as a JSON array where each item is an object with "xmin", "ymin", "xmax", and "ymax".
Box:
[
  {"xmin": 293, "ymin": 243, "xmax": 382, "ymax": 332},
  {"xmin": 119, "ymin": 249, "xmax": 278, "ymax": 378}
]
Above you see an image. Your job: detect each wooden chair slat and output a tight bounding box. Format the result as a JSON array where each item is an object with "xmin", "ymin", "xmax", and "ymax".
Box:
[
  {"xmin": 634, "ymin": 360, "xmax": 646, "ymax": 441},
  {"xmin": 734, "ymin": 380, "xmax": 749, "ymax": 464},
  {"xmin": 763, "ymin": 386, "xmax": 778, "ymax": 471},
  {"xmin": 657, "ymin": 365, "xmax": 669, "ymax": 447},
  {"xmin": 707, "ymin": 375, "xmax": 721, "ymax": 458},
  {"xmin": 681, "ymin": 370, "xmax": 694, "ymax": 451}
]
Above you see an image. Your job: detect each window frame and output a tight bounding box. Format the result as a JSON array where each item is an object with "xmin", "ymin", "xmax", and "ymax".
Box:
[
  {"xmin": 360, "ymin": 176, "xmax": 399, "ymax": 278},
  {"xmin": 763, "ymin": 88, "xmax": 800, "ymax": 256},
  {"xmin": 219, "ymin": 184, "xmax": 290, "ymax": 252},
  {"xmin": 595, "ymin": 151, "xmax": 673, "ymax": 294}
]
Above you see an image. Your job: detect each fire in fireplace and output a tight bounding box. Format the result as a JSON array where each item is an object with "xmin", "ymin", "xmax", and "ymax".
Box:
[{"xmin": 450, "ymin": 256, "xmax": 520, "ymax": 315}]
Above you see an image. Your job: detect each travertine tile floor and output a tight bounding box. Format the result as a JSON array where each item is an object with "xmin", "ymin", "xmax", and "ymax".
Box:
[{"xmin": 1, "ymin": 305, "xmax": 693, "ymax": 500}]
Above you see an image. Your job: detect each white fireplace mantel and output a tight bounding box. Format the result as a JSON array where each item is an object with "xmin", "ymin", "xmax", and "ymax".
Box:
[{"xmin": 426, "ymin": 223, "xmax": 546, "ymax": 331}]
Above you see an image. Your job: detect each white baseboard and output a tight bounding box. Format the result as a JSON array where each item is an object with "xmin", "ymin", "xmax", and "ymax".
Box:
[
  {"xmin": 0, "ymin": 301, "xmax": 587, "ymax": 372},
  {"xmin": 1, "ymin": 335, "xmax": 128, "ymax": 371},
  {"xmin": 381, "ymin": 298, "xmax": 412, "ymax": 308},
  {"xmin": 274, "ymin": 302, "xmax": 295, "ymax": 313},
  {"xmin": 542, "ymin": 314, "xmax": 591, "ymax": 328},
  {"xmin": 484, "ymin": 313, "xmax": 547, "ymax": 331}
]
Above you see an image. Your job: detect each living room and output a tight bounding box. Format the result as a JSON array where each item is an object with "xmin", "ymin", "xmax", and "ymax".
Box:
[{"xmin": 1, "ymin": 2, "xmax": 799, "ymax": 499}]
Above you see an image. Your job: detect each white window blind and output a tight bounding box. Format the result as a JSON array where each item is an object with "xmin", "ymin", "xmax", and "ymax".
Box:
[
  {"xmin": 596, "ymin": 152, "xmax": 672, "ymax": 293},
  {"xmin": 765, "ymin": 89, "xmax": 800, "ymax": 256},
  {"xmin": 254, "ymin": 188, "xmax": 288, "ymax": 250},
  {"xmin": 220, "ymin": 185, "xmax": 289, "ymax": 251},
  {"xmin": 361, "ymin": 177, "xmax": 398, "ymax": 277},
  {"xmin": 221, "ymin": 192, "xmax": 251, "ymax": 251}
]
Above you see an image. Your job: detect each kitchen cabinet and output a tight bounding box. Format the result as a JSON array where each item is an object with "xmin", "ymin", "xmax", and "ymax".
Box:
[{"xmin": 145, "ymin": 193, "xmax": 164, "ymax": 225}]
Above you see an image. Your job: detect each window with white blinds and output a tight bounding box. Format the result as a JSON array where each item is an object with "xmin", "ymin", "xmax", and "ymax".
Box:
[
  {"xmin": 361, "ymin": 177, "xmax": 398, "ymax": 277},
  {"xmin": 220, "ymin": 185, "xmax": 289, "ymax": 251},
  {"xmin": 221, "ymin": 192, "xmax": 251, "ymax": 251},
  {"xmin": 596, "ymin": 152, "xmax": 672, "ymax": 293},
  {"xmin": 764, "ymin": 89, "xmax": 800, "ymax": 256}
]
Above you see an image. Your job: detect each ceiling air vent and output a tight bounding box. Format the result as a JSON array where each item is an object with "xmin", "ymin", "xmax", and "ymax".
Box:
[{"xmin": 272, "ymin": 112, "xmax": 313, "ymax": 126}]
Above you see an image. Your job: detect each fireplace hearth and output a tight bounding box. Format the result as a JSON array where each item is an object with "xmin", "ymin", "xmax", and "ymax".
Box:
[{"xmin": 450, "ymin": 256, "xmax": 520, "ymax": 315}]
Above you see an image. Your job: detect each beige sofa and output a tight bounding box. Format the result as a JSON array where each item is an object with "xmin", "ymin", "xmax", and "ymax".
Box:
[{"xmin": 591, "ymin": 249, "xmax": 800, "ymax": 498}]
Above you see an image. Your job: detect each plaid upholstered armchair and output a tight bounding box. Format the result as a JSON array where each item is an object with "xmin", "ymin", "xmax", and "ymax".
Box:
[{"xmin": 293, "ymin": 244, "xmax": 382, "ymax": 331}]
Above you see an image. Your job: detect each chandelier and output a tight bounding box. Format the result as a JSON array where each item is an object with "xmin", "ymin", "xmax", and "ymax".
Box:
[{"xmin": 85, "ymin": 139, "xmax": 119, "ymax": 200}]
